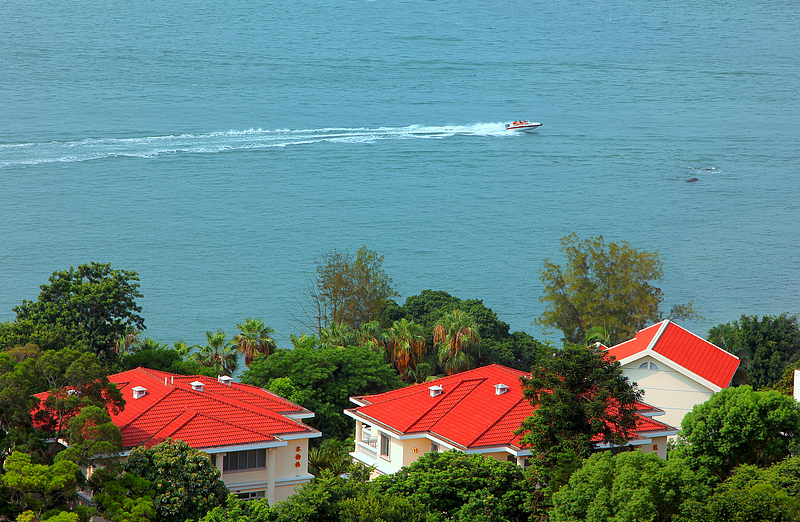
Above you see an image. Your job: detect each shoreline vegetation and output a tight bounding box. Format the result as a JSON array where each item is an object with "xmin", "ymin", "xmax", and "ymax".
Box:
[{"xmin": 2, "ymin": 240, "xmax": 799, "ymax": 522}]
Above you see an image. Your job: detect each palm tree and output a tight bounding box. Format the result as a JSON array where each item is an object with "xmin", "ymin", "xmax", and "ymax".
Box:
[
  {"xmin": 358, "ymin": 320, "xmax": 389, "ymax": 356},
  {"xmin": 434, "ymin": 310, "xmax": 481, "ymax": 375},
  {"xmin": 319, "ymin": 321, "xmax": 359, "ymax": 348},
  {"xmin": 191, "ymin": 330, "xmax": 238, "ymax": 376},
  {"xmin": 386, "ymin": 319, "xmax": 427, "ymax": 380},
  {"xmin": 234, "ymin": 318, "xmax": 276, "ymax": 367},
  {"xmin": 134, "ymin": 338, "xmax": 168, "ymax": 352}
]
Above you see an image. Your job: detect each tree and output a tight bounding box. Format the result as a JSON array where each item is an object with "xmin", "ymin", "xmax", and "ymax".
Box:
[
  {"xmin": 669, "ymin": 385, "xmax": 800, "ymax": 486},
  {"xmin": 34, "ymin": 347, "xmax": 125, "ymax": 461},
  {"xmin": 433, "ymin": 309, "xmax": 481, "ymax": 375},
  {"xmin": 124, "ymin": 438, "xmax": 227, "ymax": 522},
  {"xmin": 241, "ymin": 336, "xmax": 401, "ymax": 440},
  {"xmin": 707, "ymin": 313, "xmax": 800, "ymax": 389},
  {"xmin": 394, "ymin": 289, "xmax": 548, "ymax": 371},
  {"xmin": 373, "ymin": 450, "xmax": 534, "ymax": 522},
  {"xmin": 302, "ymin": 246, "xmax": 399, "ymax": 333},
  {"xmin": 190, "ymin": 330, "xmax": 238, "ymax": 376},
  {"xmin": 517, "ymin": 344, "xmax": 643, "ymax": 479},
  {"xmin": 9, "ymin": 262, "xmax": 145, "ymax": 361},
  {"xmin": 385, "ymin": 318, "xmax": 426, "ymax": 380},
  {"xmin": 549, "ymin": 450, "xmax": 707, "ymax": 522},
  {"xmin": 233, "ymin": 318, "xmax": 276, "ymax": 367},
  {"xmin": 537, "ymin": 234, "xmax": 699, "ymax": 345},
  {"xmin": 116, "ymin": 343, "xmax": 216, "ymax": 376},
  {"xmin": 1, "ymin": 451, "xmax": 86, "ymax": 521},
  {"xmin": 88, "ymin": 468, "xmax": 156, "ymax": 522}
]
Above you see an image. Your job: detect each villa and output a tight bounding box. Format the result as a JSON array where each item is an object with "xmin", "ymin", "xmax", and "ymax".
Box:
[
  {"xmin": 345, "ymin": 364, "xmax": 676, "ymax": 476},
  {"xmin": 604, "ymin": 320, "xmax": 740, "ymax": 429},
  {"xmin": 39, "ymin": 367, "xmax": 321, "ymax": 505}
]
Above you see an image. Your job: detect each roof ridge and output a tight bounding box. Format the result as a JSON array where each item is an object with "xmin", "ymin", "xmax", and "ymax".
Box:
[
  {"xmin": 645, "ymin": 320, "xmax": 670, "ymax": 350},
  {"xmin": 117, "ymin": 386, "xmax": 180, "ymax": 432},
  {"xmin": 173, "ymin": 381, "xmax": 313, "ymax": 434},
  {"xmin": 144, "ymin": 409, "xmax": 197, "ymax": 446},
  {"xmin": 406, "ymin": 378, "xmax": 485, "ymax": 432},
  {"xmin": 190, "ymin": 409, "xmax": 280, "ymax": 440}
]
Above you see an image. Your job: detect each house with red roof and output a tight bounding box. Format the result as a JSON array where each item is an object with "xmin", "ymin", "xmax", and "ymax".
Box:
[
  {"xmin": 39, "ymin": 367, "xmax": 321, "ymax": 505},
  {"xmin": 604, "ymin": 320, "xmax": 740, "ymax": 429},
  {"xmin": 345, "ymin": 364, "xmax": 676, "ymax": 477}
]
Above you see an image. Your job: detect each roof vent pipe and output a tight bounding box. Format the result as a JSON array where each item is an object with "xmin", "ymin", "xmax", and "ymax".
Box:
[
  {"xmin": 494, "ymin": 383, "xmax": 510, "ymax": 395},
  {"xmin": 429, "ymin": 385, "xmax": 443, "ymax": 397}
]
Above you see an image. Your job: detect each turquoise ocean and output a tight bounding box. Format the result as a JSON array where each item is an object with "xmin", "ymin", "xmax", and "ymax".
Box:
[{"xmin": 1, "ymin": 0, "xmax": 799, "ymax": 349}]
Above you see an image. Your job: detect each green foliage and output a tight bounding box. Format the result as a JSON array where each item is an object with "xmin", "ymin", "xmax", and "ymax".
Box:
[
  {"xmin": 707, "ymin": 313, "xmax": 800, "ymax": 389},
  {"xmin": 8, "ymin": 262, "xmax": 145, "ymax": 361},
  {"xmin": 234, "ymin": 318, "xmax": 276, "ymax": 367},
  {"xmin": 550, "ymin": 451, "xmax": 707, "ymax": 522},
  {"xmin": 308, "ymin": 438, "xmax": 353, "ymax": 476},
  {"xmin": 88, "ymin": 467, "xmax": 156, "ymax": 522},
  {"xmin": 53, "ymin": 405, "xmax": 122, "ymax": 467},
  {"xmin": 198, "ymin": 494, "xmax": 271, "ymax": 522},
  {"xmin": 680, "ymin": 457, "xmax": 800, "ymax": 522},
  {"xmin": 373, "ymin": 450, "xmax": 534, "ymax": 522},
  {"xmin": 0, "ymin": 352, "xmax": 47, "ymax": 461},
  {"xmin": 517, "ymin": 344, "xmax": 643, "ymax": 474},
  {"xmin": 34, "ymin": 347, "xmax": 125, "ymax": 461},
  {"xmin": 1, "ymin": 451, "xmax": 84, "ymax": 519},
  {"xmin": 116, "ymin": 344, "xmax": 216, "ymax": 376},
  {"xmin": 434, "ymin": 309, "xmax": 481, "ymax": 375},
  {"xmin": 124, "ymin": 438, "xmax": 227, "ymax": 522},
  {"xmin": 396, "ymin": 289, "xmax": 548, "ymax": 371},
  {"xmin": 306, "ymin": 246, "xmax": 400, "ymax": 332},
  {"xmin": 536, "ymin": 234, "xmax": 699, "ymax": 345},
  {"xmin": 670, "ymin": 386, "xmax": 800, "ymax": 486},
  {"xmin": 188, "ymin": 330, "xmax": 239, "ymax": 376},
  {"xmin": 242, "ymin": 337, "xmax": 401, "ymax": 440}
]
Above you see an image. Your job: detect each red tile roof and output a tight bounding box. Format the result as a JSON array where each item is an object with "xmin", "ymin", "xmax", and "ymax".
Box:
[
  {"xmin": 348, "ymin": 364, "xmax": 675, "ymax": 451},
  {"xmin": 605, "ymin": 320, "xmax": 740, "ymax": 389},
  {"xmin": 37, "ymin": 367, "xmax": 319, "ymax": 450}
]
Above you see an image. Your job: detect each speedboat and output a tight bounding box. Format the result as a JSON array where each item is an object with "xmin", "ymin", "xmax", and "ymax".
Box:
[{"xmin": 505, "ymin": 120, "xmax": 542, "ymax": 132}]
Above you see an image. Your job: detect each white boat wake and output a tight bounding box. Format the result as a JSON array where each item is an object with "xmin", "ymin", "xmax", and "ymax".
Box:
[{"xmin": 0, "ymin": 123, "xmax": 519, "ymax": 168}]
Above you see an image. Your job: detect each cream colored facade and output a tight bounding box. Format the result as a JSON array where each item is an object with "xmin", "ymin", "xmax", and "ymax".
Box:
[
  {"xmin": 348, "ymin": 417, "xmax": 670, "ymax": 476},
  {"xmin": 206, "ymin": 435, "xmax": 318, "ymax": 504},
  {"xmin": 619, "ymin": 354, "xmax": 718, "ymax": 430}
]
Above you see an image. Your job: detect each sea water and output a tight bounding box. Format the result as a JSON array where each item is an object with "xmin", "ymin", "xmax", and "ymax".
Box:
[{"xmin": 1, "ymin": 0, "xmax": 798, "ymax": 349}]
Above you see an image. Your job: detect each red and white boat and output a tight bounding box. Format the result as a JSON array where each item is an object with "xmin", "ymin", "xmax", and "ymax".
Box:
[{"xmin": 505, "ymin": 120, "xmax": 542, "ymax": 132}]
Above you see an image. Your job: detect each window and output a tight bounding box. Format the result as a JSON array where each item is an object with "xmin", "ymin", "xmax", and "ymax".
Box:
[
  {"xmin": 236, "ymin": 491, "xmax": 265, "ymax": 501},
  {"xmin": 223, "ymin": 449, "xmax": 267, "ymax": 471},
  {"xmin": 638, "ymin": 362, "xmax": 659, "ymax": 370},
  {"xmin": 431, "ymin": 441, "xmax": 439, "ymax": 453},
  {"xmin": 380, "ymin": 433, "xmax": 390, "ymax": 459}
]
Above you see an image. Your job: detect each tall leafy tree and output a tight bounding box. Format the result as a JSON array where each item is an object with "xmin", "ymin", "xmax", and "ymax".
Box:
[
  {"xmin": 549, "ymin": 451, "xmax": 707, "ymax": 522},
  {"xmin": 302, "ymin": 246, "xmax": 399, "ymax": 333},
  {"xmin": 190, "ymin": 330, "xmax": 238, "ymax": 376},
  {"xmin": 517, "ymin": 344, "xmax": 643, "ymax": 479},
  {"xmin": 536, "ymin": 234, "xmax": 698, "ymax": 345},
  {"xmin": 124, "ymin": 439, "xmax": 227, "ymax": 522},
  {"xmin": 670, "ymin": 385, "xmax": 800, "ymax": 486},
  {"xmin": 8, "ymin": 262, "xmax": 145, "ymax": 361},
  {"xmin": 433, "ymin": 309, "xmax": 481, "ymax": 375},
  {"xmin": 707, "ymin": 313, "xmax": 800, "ymax": 389},
  {"xmin": 242, "ymin": 336, "xmax": 401, "ymax": 439},
  {"xmin": 233, "ymin": 318, "xmax": 276, "ymax": 367}
]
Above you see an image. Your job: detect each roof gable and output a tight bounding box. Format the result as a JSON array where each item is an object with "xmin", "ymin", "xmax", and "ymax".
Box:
[{"xmin": 605, "ymin": 320, "xmax": 740, "ymax": 390}]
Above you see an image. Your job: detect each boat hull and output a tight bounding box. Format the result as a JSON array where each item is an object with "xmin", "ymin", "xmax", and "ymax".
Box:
[{"xmin": 505, "ymin": 122, "xmax": 542, "ymax": 132}]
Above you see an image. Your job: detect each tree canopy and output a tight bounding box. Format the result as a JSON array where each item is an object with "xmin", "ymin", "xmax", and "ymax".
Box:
[
  {"xmin": 536, "ymin": 234, "xmax": 698, "ymax": 345},
  {"xmin": 549, "ymin": 450, "xmax": 707, "ymax": 522},
  {"xmin": 670, "ymin": 385, "xmax": 800, "ymax": 486},
  {"xmin": 517, "ymin": 343, "xmax": 643, "ymax": 480},
  {"xmin": 707, "ymin": 313, "xmax": 800, "ymax": 389},
  {"xmin": 241, "ymin": 336, "xmax": 401, "ymax": 440},
  {"xmin": 6, "ymin": 262, "xmax": 145, "ymax": 361},
  {"xmin": 124, "ymin": 439, "xmax": 227, "ymax": 522},
  {"xmin": 302, "ymin": 246, "xmax": 399, "ymax": 332}
]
